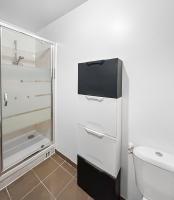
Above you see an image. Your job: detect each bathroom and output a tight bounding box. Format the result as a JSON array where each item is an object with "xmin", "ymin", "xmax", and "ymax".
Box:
[{"xmin": 0, "ymin": 0, "xmax": 174, "ymax": 200}]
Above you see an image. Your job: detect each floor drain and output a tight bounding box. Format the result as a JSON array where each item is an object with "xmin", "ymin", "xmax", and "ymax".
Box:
[{"xmin": 28, "ymin": 134, "xmax": 35, "ymax": 139}]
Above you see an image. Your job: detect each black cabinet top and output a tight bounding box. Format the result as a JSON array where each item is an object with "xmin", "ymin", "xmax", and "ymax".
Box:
[{"xmin": 78, "ymin": 58, "xmax": 122, "ymax": 99}]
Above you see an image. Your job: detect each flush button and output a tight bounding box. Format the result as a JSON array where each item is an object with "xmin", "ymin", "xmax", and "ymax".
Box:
[{"xmin": 155, "ymin": 152, "xmax": 163, "ymax": 157}]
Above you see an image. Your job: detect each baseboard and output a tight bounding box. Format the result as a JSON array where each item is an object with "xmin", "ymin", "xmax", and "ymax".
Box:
[
  {"xmin": 55, "ymin": 149, "xmax": 77, "ymax": 168},
  {"xmin": 77, "ymin": 155, "xmax": 121, "ymax": 200}
]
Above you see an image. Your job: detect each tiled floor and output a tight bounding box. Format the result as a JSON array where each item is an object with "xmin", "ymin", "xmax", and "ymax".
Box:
[{"xmin": 0, "ymin": 153, "xmax": 93, "ymax": 200}]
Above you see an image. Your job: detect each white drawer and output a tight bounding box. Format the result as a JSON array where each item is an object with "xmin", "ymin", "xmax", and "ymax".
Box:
[
  {"xmin": 78, "ymin": 95, "xmax": 121, "ymax": 138},
  {"xmin": 77, "ymin": 124, "xmax": 121, "ymax": 177}
]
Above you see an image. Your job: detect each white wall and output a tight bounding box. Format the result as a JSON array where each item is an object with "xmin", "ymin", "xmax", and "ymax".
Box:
[{"xmin": 39, "ymin": 0, "xmax": 174, "ymax": 199}]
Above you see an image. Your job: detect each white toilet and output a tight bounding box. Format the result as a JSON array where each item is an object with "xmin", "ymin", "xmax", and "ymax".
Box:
[{"xmin": 133, "ymin": 146, "xmax": 174, "ymax": 200}]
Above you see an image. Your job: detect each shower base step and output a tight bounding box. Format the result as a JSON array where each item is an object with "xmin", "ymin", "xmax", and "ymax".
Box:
[{"xmin": 3, "ymin": 131, "xmax": 51, "ymax": 170}]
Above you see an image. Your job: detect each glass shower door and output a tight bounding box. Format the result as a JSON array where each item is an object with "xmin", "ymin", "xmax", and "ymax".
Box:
[{"xmin": 1, "ymin": 27, "xmax": 53, "ymax": 171}]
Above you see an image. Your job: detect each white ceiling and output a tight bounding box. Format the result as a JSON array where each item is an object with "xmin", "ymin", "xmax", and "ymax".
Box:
[{"xmin": 0, "ymin": 0, "xmax": 87, "ymax": 32}]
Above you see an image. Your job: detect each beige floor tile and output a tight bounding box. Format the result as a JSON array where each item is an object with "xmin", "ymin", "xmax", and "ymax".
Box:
[
  {"xmin": 51, "ymin": 154, "xmax": 64, "ymax": 165},
  {"xmin": 57, "ymin": 179, "xmax": 89, "ymax": 200},
  {"xmin": 43, "ymin": 167, "xmax": 71, "ymax": 197},
  {"xmin": 0, "ymin": 189, "xmax": 10, "ymax": 200},
  {"xmin": 23, "ymin": 184, "xmax": 54, "ymax": 200},
  {"xmin": 62, "ymin": 162, "xmax": 76, "ymax": 176},
  {"xmin": 7, "ymin": 171, "xmax": 39, "ymax": 200},
  {"xmin": 33, "ymin": 158, "xmax": 58, "ymax": 180}
]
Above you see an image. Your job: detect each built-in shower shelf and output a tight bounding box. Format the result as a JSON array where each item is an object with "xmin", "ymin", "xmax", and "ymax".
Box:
[{"xmin": 3, "ymin": 131, "xmax": 51, "ymax": 170}]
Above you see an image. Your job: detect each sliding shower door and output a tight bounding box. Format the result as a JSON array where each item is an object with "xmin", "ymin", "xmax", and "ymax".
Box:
[{"xmin": 0, "ymin": 27, "xmax": 54, "ymax": 171}]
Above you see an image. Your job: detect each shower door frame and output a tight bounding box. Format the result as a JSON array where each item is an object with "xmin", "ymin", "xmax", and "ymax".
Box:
[{"xmin": 0, "ymin": 22, "xmax": 56, "ymax": 174}]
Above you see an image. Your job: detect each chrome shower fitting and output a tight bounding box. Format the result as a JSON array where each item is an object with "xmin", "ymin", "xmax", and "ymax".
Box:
[
  {"xmin": 13, "ymin": 40, "xmax": 24, "ymax": 65},
  {"xmin": 15, "ymin": 56, "xmax": 24, "ymax": 65}
]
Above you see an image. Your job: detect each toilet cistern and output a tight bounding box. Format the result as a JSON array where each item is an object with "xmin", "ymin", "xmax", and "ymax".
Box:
[{"xmin": 133, "ymin": 146, "xmax": 174, "ymax": 200}]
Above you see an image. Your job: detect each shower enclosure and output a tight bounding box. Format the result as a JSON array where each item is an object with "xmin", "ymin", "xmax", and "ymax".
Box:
[{"xmin": 0, "ymin": 25, "xmax": 55, "ymax": 173}]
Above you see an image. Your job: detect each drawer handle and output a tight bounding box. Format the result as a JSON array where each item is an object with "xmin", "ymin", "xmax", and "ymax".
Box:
[
  {"xmin": 85, "ymin": 127, "xmax": 104, "ymax": 138},
  {"xmin": 87, "ymin": 60, "xmax": 105, "ymax": 66},
  {"xmin": 85, "ymin": 96, "xmax": 104, "ymax": 102}
]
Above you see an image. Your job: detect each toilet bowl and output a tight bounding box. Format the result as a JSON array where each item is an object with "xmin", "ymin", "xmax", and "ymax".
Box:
[{"xmin": 133, "ymin": 146, "xmax": 174, "ymax": 200}]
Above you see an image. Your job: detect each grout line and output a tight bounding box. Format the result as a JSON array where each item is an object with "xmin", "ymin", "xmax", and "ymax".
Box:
[
  {"xmin": 41, "ymin": 180, "xmax": 56, "ymax": 200},
  {"xmin": 50, "ymin": 155, "xmax": 65, "ymax": 166},
  {"xmin": 19, "ymin": 168, "xmax": 56, "ymax": 200},
  {"xmin": 32, "ymin": 166, "xmax": 56, "ymax": 199},
  {"xmin": 60, "ymin": 160, "xmax": 66, "ymax": 166},
  {"xmin": 63, "ymin": 160, "xmax": 74, "ymax": 167},
  {"xmin": 59, "ymin": 165, "xmax": 75, "ymax": 178},
  {"xmin": 38, "ymin": 165, "xmax": 60, "ymax": 182},
  {"xmin": 54, "ymin": 150, "xmax": 77, "ymax": 168},
  {"xmin": 51, "ymin": 157, "xmax": 76, "ymax": 178},
  {"xmin": 20, "ymin": 182, "xmax": 41, "ymax": 200},
  {"xmin": 32, "ymin": 156, "xmax": 63, "ymax": 183},
  {"xmin": 32, "ymin": 169, "xmax": 43, "ymax": 181},
  {"xmin": 22, "ymin": 170, "xmax": 56, "ymax": 200},
  {"xmin": 19, "ymin": 167, "xmax": 86, "ymax": 200},
  {"xmin": 6, "ymin": 157, "xmax": 75, "ymax": 200},
  {"xmin": 64, "ymin": 161, "xmax": 77, "ymax": 173},
  {"xmin": 50, "ymin": 160, "xmax": 86, "ymax": 199},
  {"xmin": 6, "ymin": 187, "xmax": 12, "ymax": 200},
  {"xmin": 55, "ymin": 176, "xmax": 75, "ymax": 199},
  {"xmin": 33, "ymin": 159, "xmax": 74, "ymax": 199},
  {"xmin": 37, "ymin": 159, "xmax": 71, "ymax": 183},
  {"xmin": 60, "ymin": 161, "xmax": 77, "ymax": 177}
]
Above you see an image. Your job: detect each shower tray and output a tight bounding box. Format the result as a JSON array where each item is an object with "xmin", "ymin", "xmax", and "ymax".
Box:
[{"xmin": 3, "ymin": 130, "xmax": 51, "ymax": 170}]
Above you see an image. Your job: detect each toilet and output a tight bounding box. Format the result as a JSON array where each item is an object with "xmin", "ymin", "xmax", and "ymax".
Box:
[{"xmin": 133, "ymin": 146, "xmax": 174, "ymax": 200}]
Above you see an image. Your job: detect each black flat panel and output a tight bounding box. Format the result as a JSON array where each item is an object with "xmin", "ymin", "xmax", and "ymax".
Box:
[
  {"xmin": 78, "ymin": 58, "xmax": 122, "ymax": 98},
  {"xmin": 77, "ymin": 155, "xmax": 121, "ymax": 200}
]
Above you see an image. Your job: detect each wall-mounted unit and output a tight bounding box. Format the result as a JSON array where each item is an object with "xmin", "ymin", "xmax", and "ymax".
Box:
[
  {"xmin": 77, "ymin": 58, "xmax": 122, "ymax": 200},
  {"xmin": 0, "ymin": 23, "xmax": 56, "ymax": 189}
]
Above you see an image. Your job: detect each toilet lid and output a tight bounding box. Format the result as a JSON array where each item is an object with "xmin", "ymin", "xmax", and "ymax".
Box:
[{"xmin": 133, "ymin": 146, "xmax": 174, "ymax": 173}]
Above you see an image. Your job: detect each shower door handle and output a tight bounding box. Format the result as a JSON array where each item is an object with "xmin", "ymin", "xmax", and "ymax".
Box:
[{"xmin": 4, "ymin": 93, "xmax": 8, "ymax": 106}]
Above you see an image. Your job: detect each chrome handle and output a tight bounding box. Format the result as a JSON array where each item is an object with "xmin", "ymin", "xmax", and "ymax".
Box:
[
  {"xmin": 85, "ymin": 127, "xmax": 104, "ymax": 138},
  {"xmin": 4, "ymin": 93, "xmax": 8, "ymax": 106},
  {"xmin": 128, "ymin": 143, "xmax": 134, "ymax": 154},
  {"xmin": 85, "ymin": 95, "xmax": 104, "ymax": 102}
]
